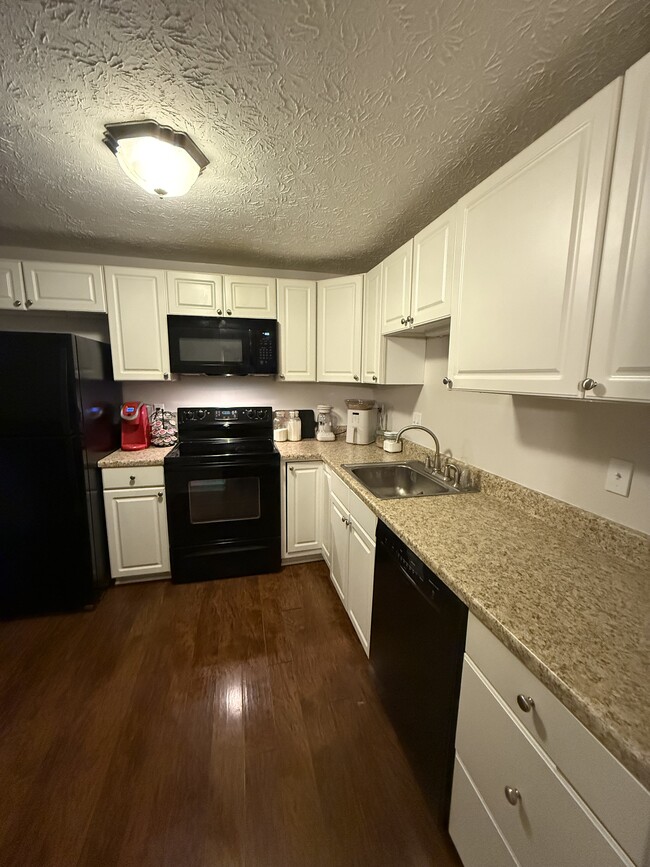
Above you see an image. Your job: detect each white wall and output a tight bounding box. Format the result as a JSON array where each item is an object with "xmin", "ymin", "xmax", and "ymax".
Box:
[
  {"xmin": 123, "ymin": 379, "xmax": 376, "ymax": 430},
  {"xmin": 380, "ymin": 337, "xmax": 650, "ymax": 534}
]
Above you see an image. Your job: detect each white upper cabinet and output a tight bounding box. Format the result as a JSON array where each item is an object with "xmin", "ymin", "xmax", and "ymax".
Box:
[
  {"xmin": 105, "ymin": 267, "xmax": 171, "ymax": 381},
  {"xmin": 317, "ymin": 274, "xmax": 364, "ymax": 383},
  {"xmin": 22, "ymin": 261, "xmax": 106, "ymax": 312},
  {"xmin": 0, "ymin": 260, "xmax": 25, "ymax": 310},
  {"xmin": 381, "ymin": 239, "xmax": 413, "ymax": 334},
  {"xmin": 448, "ymin": 79, "xmax": 623, "ymax": 397},
  {"xmin": 587, "ymin": 52, "xmax": 650, "ymax": 403},
  {"xmin": 166, "ymin": 271, "xmax": 224, "ymax": 316},
  {"xmin": 411, "ymin": 204, "xmax": 456, "ymax": 326},
  {"xmin": 362, "ymin": 262, "xmax": 425, "ymax": 385},
  {"xmin": 224, "ymin": 275, "xmax": 276, "ymax": 318},
  {"xmin": 277, "ymin": 278, "xmax": 317, "ymax": 381}
]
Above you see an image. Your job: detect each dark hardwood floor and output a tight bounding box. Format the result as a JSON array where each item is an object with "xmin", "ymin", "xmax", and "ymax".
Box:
[{"xmin": 0, "ymin": 561, "xmax": 461, "ymax": 867}]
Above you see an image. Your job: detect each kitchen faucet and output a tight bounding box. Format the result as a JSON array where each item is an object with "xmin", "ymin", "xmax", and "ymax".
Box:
[{"xmin": 395, "ymin": 425, "xmax": 441, "ymax": 473}]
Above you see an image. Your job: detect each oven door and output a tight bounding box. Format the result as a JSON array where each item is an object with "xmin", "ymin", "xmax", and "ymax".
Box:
[
  {"xmin": 164, "ymin": 454, "xmax": 281, "ymax": 581},
  {"xmin": 167, "ymin": 316, "xmax": 277, "ymax": 375}
]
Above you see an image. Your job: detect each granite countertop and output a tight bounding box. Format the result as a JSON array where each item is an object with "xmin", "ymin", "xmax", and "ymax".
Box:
[
  {"xmin": 277, "ymin": 439, "xmax": 650, "ymax": 789},
  {"xmin": 98, "ymin": 446, "xmax": 174, "ymax": 468}
]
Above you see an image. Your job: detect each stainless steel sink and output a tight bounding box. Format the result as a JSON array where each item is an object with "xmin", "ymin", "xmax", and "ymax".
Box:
[{"xmin": 342, "ymin": 461, "xmax": 459, "ymax": 499}]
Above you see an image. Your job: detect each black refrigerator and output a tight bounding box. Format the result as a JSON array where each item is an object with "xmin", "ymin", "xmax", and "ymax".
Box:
[{"xmin": 0, "ymin": 332, "xmax": 122, "ymax": 617}]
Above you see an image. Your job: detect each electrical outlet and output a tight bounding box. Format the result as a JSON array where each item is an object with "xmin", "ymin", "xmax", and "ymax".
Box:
[
  {"xmin": 605, "ymin": 458, "xmax": 633, "ymax": 497},
  {"xmin": 412, "ymin": 412, "xmax": 422, "ymax": 425}
]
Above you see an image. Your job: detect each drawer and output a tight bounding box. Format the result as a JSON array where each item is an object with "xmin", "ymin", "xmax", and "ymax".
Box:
[
  {"xmin": 101, "ymin": 466, "xmax": 165, "ymax": 489},
  {"xmin": 449, "ymin": 755, "xmax": 518, "ymax": 867},
  {"xmin": 466, "ymin": 614, "xmax": 649, "ymax": 865},
  {"xmin": 456, "ymin": 656, "xmax": 631, "ymax": 867},
  {"xmin": 330, "ymin": 470, "xmax": 350, "ymax": 510},
  {"xmin": 349, "ymin": 488, "xmax": 377, "ymax": 540}
]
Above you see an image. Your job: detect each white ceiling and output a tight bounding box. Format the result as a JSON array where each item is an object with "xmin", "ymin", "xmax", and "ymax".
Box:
[{"xmin": 1, "ymin": 0, "xmax": 648, "ymax": 273}]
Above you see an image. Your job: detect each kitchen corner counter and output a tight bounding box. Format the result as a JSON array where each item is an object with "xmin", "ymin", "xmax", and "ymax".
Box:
[
  {"xmin": 277, "ymin": 439, "xmax": 650, "ymax": 789},
  {"xmin": 98, "ymin": 446, "xmax": 174, "ymax": 468}
]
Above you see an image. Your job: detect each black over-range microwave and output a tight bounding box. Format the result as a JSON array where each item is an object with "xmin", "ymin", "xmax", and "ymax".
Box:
[{"xmin": 168, "ymin": 316, "xmax": 278, "ymax": 375}]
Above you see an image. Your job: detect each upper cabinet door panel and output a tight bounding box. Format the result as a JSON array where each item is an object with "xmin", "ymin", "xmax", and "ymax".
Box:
[
  {"xmin": 167, "ymin": 271, "xmax": 224, "ymax": 316},
  {"xmin": 105, "ymin": 267, "xmax": 170, "ymax": 381},
  {"xmin": 277, "ymin": 278, "xmax": 317, "ymax": 381},
  {"xmin": 362, "ymin": 263, "xmax": 382, "ymax": 383},
  {"xmin": 411, "ymin": 205, "xmax": 456, "ymax": 326},
  {"xmin": 381, "ymin": 239, "xmax": 413, "ymax": 334},
  {"xmin": 317, "ymin": 274, "xmax": 364, "ymax": 382},
  {"xmin": 448, "ymin": 79, "xmax": 622, "ymax": 397},
  {"xmin": 22, "ymin": 261, "xmax": 106, "ymax": 312},
  {"xmin": 587, "ymin": 52, "xmax": 650, "ymax": 403},
  {"xmin": 225, "ymin": 276, "xmax": 276, "ymax": 318},
  {"xmin": 0, "ymin": 260, "xmax": 25, "ymax": 310}
]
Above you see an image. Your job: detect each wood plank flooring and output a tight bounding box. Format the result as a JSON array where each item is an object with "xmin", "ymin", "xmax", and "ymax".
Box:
[{"xmin": 0, "ymin": 561, "xmax": 461, "ymax": 867}]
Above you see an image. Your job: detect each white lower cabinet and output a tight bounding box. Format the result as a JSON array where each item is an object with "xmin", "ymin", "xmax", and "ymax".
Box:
[
  {"xmin": 450, "ymin": 613, "xmax": 649, "ymax": 867},
  {"xmin": 102, "ymin": 467, "xmax": 170, "ymax": 583},
  {"xmin": 321, "ymin": 465, "xmax": 332, "ymax": 566},
  {"xmin": 285, "ymin": 461, "xmax": 322, "ymax": 554},
  {"xmin": 328, "ymin": 473, "xmax": 377, "ymax": 655}
]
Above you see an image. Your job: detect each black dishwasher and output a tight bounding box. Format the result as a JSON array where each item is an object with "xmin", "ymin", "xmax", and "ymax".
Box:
[{"xmin": 370, "ymin": 521, "xmax": 468, "ymax": 830}]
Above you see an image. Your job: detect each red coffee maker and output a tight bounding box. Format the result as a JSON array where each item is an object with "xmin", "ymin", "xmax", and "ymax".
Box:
[{"xmin": 120, "ymin": 402, "xmax": 151, "ymax": 451}]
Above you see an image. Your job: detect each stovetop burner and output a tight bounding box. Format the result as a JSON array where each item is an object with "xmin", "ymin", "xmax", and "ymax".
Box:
[{"xmin": 165, "ymin": 405, "xmax": 276, "ymax": 463}]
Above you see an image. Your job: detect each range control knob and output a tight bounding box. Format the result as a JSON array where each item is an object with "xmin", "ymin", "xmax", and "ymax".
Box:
[{"xmin": 183, "ymin": 410, "xmax": 194, "ymax": 421}]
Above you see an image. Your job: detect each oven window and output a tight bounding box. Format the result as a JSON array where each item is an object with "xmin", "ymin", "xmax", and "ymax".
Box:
[
  {"xmin": 178, "ymin": 337, "xmax": 243, "ymax": 363},
  {"xmin": 188, "ymin": 477, "xmax": 260, "ymax": 523}
]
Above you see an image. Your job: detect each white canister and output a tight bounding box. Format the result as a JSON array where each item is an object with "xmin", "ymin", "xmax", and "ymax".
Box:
[
  {"xmin": 288, "ymin": 411, "xmax": 302, "ymax": 442},
  {"xmin": 383, "ymin": 432, "xmax": 403, "ymax": 453},
  {"xmin": 273, "ymin": 426, "xmax": 288, "ymax": 442}
]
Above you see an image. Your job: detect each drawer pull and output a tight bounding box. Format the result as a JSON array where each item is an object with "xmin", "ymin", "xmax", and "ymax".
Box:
[
  {"xmin": 505, "ymin": 786, "xmax": 521, "ymax": 806},
  {"xmin": 516, "ymin": 694, "xmax": 535, "ymax": 713},
  {"xmin": 129, "ymin": 475, "xmax": 136, "ymax": 483},
  {"xmin": 157, "ymin": 491, "xmax": 164, "ymax": 500}
]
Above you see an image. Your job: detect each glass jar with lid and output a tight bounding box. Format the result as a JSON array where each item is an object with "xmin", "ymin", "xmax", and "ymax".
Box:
[
  {"xmin": 316, "ymin": 405, "xmax": 336, "ymax": 442},
  {"xmin": 273, "ymin": 410, "xmax": 289, "ymax": 441}
]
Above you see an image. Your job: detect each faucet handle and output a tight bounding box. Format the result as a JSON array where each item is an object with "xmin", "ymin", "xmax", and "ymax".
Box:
[{"xmin": 444, "ymin": 462, "xmax": 460, "ymax": 486}]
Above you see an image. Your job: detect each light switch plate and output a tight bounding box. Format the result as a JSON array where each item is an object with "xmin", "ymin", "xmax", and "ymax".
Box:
[
  {"xmin": 412, "ymin": 412, "xmax": 422, "ymax": 425},
  {"xmin": 605, "ymin": 459, "xmax": 634, "ymax": 497}
]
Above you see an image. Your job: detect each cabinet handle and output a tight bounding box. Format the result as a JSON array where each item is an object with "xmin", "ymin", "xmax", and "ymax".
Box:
[
  {"xmin": 442, "ymin": 377, "xmax": 453, "ymax": 388},
  {"xmin": 163, "ymin": 373, "xmax": 169, "ymax": 380},
  {"xmin": 217, "ymin": 308, "xmax": 223, "ymax": 315},
  {"xmin": 516, "ymin": 694, "xmax": 535, "ymax": 713},
  {"xmin": 13, "ymin": 299, "xmax": 22, "ymax": 307},
  {"xmin": 157, "ymin": 491, "xmax": 164, "ymax": 500},
  {"xmin": 353, "ymin": 374, "xmax": 359, "ymax": 381},
  {"xmin": 25, "ymin": 299, "xmax": 33, "ymax": 308},
  {"xmin": 372, "ymin": 375, "xmax": 377, "ymax": 382},
  {"xmin": 504, "ymin": 786, "xmax": 521, "ymax": 806},
  {"xmin": 129, "ymin": 475, "xmax": 136, "ymax": 483},
  {"xmin": 581, "ymin": 378, "xmax": 598, "ymax": 391},
  {"xmin": 226, "ymin": 309, "xmax": 232, "ymax": 315}
]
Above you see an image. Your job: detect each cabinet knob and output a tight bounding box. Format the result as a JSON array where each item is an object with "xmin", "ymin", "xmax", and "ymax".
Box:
[
  {"xmin": 442, "ymin": 377, "xmax": 453, "ymax": 388},
  {"xmin": 217, "ymin": 308, "xmax": 223, "ymax": 315},
  {"xmin": 157, "ymin": 491, "xmax": 164, "ymax": 500},
  {"xmin": 400, "ymin": 317, "xmax": 406, "ymax": 325},
  {"xmin": 25, "ymin": 299, "xmax": 33, "ymax": 308},
  {"xmin": 407, "ymin": 316, "xmax": 414, "ymax": 325},
  {"xmin": 504, "ymin": 786, "xmax": 521, "ymax": 806},
  {"xmin": 226, "ymin": 309, "xmax": 232, "ymax": 315},
  {"xmin": 13, "ymin": 299, "xmax": 22, "ymax": 307},
  {"xmin": 279, "ymin": 373, "xmax": 285, "ymax": 379},
  {"xmin": 129, "ymin": 475, "xmax": 136, "ymax": 483},
  {"xmin": 372, "ymin": 375, "xmax": 377, "ymax": 382},
  {"xmin": 516, "ymin": 694, "xmax": 535, "ymax": 713},
  {"xmin": 353, "ymin": 374, "xmax": 359, "ymax": 381},
  {"xmin": 163, "ymin": 373, "xmax": 169, "ymax": 380},
  {"xmin": 581, "ymin": 378, "xmax": 598, "ymax": 391},
  {"xmin": 289, "ymin": 466, "xmax": 295, "ymax": 473}
]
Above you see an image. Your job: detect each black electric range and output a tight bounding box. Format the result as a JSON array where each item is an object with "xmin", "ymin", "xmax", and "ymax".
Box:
[{"xmin": 164, "ymin": 406, "xmax": 281, "ymax": 583}]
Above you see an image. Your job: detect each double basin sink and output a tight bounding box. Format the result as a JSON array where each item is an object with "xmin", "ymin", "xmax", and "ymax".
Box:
[{"xmin": 342, "ymin": 460, "xmax": 461, "ymax": 500}]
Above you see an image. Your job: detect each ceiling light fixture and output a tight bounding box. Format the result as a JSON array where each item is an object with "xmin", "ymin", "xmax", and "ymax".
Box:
[{"xmin": 103, "ymin": 120, "xmax": 209, "ymax": 198}]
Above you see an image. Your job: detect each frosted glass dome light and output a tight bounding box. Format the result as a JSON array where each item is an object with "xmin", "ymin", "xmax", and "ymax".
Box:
[{"xmin": 104, "ymin": 120, "xmax": 209, "ymax": 198}]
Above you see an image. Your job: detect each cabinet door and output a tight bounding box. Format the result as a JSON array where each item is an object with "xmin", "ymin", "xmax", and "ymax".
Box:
[
  {"xmin": 103, "ymin": 487, "xmax": 170, "ymax": 581},
  {"xmin": 277, "ymin": 278, "xmax": 317, "ymax": 381},
  {"xmin": 105, "ymin": 267, "xmax": 171, "ymax": 381},
  {"xmin": 347, "ymin": 517, "xmax": 375, "ymax": 656},
  {"xmin": 166, "ymin": 271, "xmax": 224, "ymax": 316},
  {"xmin": 225, "ymin": 275, "xmax": 276, "ymax": 318},
  {"xmin": 381, "ymin": 239, "xmax": 413, "ymax": 334},
  {"xmin": 411, "ymin": 205, "xmax": 455, "ymax": 326},
  {"xmin": 362, "ymin": 263, "xmax": 382, "ymax": 383},
  {"xmin": 22, "ymin": 261, "xmax": 106, "ymax": 312},
  {"xmin": 321, "ymin": 466, "xmax": 332, "ymax": 566},
  {"xmin": 317, "ymin": 274, "xmax": 364, "ymax": 382},
  {"xmin": 328, "ymin": 492, "xmax": 349, "ymax": 604},
  {"xmin": 587, "ymin": 52, "xmax": 650, "ymax": 402},
  {"xmin": 286, "ymin": 462, "xmax": 321, "ymax": 553},
  {"xmin": 448, "ymin": 80, "xmax": 622, "ymax": 397},
  {"xmin": 0, "ymin": 260, "xmax": 25, "ymax": 310}
]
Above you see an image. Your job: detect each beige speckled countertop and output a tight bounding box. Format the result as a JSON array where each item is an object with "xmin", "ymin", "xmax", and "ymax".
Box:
[
  {"xmin": 98, "ymin": 446, "xmax": 174, "ymax": 468},
  {"xmin": 276, "ymin": 439, "xmax": 650, "ymax": 789}
]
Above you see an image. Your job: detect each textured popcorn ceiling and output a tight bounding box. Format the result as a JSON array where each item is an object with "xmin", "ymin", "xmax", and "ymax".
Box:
[{"xmin": 1, "ymin": 0, "xmax": 649, "ymax": 273}]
